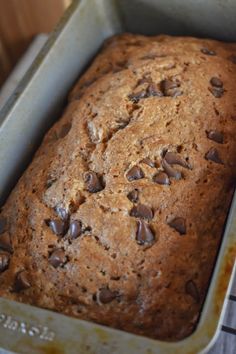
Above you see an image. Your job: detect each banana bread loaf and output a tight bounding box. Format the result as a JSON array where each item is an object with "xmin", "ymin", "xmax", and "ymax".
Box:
[{"xmin": 0, "ymin": 33, "xmax": 236, "ymax": 341}]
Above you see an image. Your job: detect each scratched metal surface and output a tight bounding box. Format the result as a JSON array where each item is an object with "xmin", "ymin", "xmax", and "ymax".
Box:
[{"xmin": 0, "ymin": 0, "xmax": 236, "ymax": 353}]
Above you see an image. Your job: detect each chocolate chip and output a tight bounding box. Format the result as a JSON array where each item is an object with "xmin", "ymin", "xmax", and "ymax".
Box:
[
  {"xmin": 0, "ymin": 252, "xmax": 10, "ymax": 272},
  {"xmin": 140, "ymin": 157, "xmax": 155, "ymax": 167},
  {"xmin": 168, "ymin": 217, "xmax": 186, "ymax": 235},
  {"xmin": 209, "ymin": 86, "xmax": 224, "ymax": 98},
  {"xmin": 57, "ymin": 122, "xmax": 72, "ymax": 139},
  {"xmin": 48, "ymin": 219, "xmax": 67, "ymax": 236},
  {"xmin": 201, "ymin": 48, "xmax": 216, "ymax": 56},
  {"xmin": 128, "ymin": 90, "xmax": 147, "ymax": 103},
  {"xmin": 210, "ymin": 77, "xmax": 223, "ymax": 88},
  {"xmin": 136, "ymin": 220, "xmax": 155, "ymax": 245},
  {"xmin": 0, "ymin": 233, "xmax": 13, "ymax": 253},
  {"xmin": 14, "ymin": 271, "xmax": 31, "ymax": 292},
  {"xmin": 205, "ymin": 148, "xmax": 223, "ymax": 164},
  {"xmin": 162, "ymin": 159, "xmax": 182, "ymax": 180},
  {"xmin": 130, "ymin": 204, "xmax": 153, "ymax": 221},
  {"xmin": 147, "ymin": 84, "xmax": 163, "ymax": 97},
  {"xmin": 126, "ymin": 166, "xmax": 144, "ymax": 182},
  {"xmin": 185, "ymin": 280, "xmax": 200, "ymax": 303},
  {"xmin": 69, "ymin": 220, "xmax": 82, "ymax": 239},
  {"xmin": 127, "ymin": 189, "xmax": 139, "ymax": 203},
  {"xmin": 165, "ymin": 152, "xmax": 189, "ymax": 168},
  {"xmin": 161, "ymin": 79, "xmax": 182, "ymax": 97},
  {"xmin": 98, "ymin": 288, "xmax": 117, "ymax": 304},
  {"xmin": 49, "ymin": 249, "xmax": 67, "ymax": 268},
  {"xmin": 85, "ymin": 171, "xmax": 104, "ymax": 193},
  {"xmin": 0, "ymin": 218, "xmax": 7, "ymax": 234},
  {"xmin": 228, "ymin": 54, "xmax": 236, "ymax": 64},
  {"xmin": 153, "ymin": 172, "xmax": 170, "ymax": 185},
  {"xmin": 206, "ymin": 130, "xmax": 224, "ymax": 144}
]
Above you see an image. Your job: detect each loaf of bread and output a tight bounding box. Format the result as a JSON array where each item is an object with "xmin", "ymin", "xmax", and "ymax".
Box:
[{"xmin": 0, "ymin": 33, "xmax": 236, "ymax": 341}]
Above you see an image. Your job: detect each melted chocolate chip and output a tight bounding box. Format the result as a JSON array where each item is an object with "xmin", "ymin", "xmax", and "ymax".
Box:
[
  {"xmin": 205, "ymin": 148, "xmax": 223, "ymax": 164},
  {"xmin": 210, "ymin": 77, "xmax": 223, "ymax": 88},
  {"xmin": 49, "ymin": 249, "xmax": 67, "ymax": 268},
  {"xmin": 14, "ymin": 271, "xmax": 31, "ymax": 292},
  {"xmin": 228, "ymin": 54, "xmax": 236, "ymax": 64},
  {"xmin": 85, "ymin": 172, "xmax": 104, "ymax": 193},
  {"xmin": 57, "ymin": 122, "xmax": 72, "ymax": 139},
  {"xmin": 185, "ymin": 280, "xmax": 200, "ymax": 302},
  {"xmin": 168, "ymin": 217, "xmax": 186, "ymax": 235},
  {"xmin": 162, "ymin": 159, "xmax": 182, "ymax": 180},
  {"xmin": 55, "ymin": 206, "xmax": 69, "ymax": 221},
  {"xmin": 147, "ymin": 84, "xmax": 163, "ymax": 97},
  {"xmin": 206, "ymin": 130, "xmax": 224, "ymax": 144},
  {"xmin": 69, "ymin": 220, "xmax": 82, "ymax": 239},
  {"xmin": 0, "ymin": 218, "xmax": 7, "ymax": 234},
  {"xmin": 0, "ymin": 252, "xmax": 10, "ymax": 272},
  {"xmin": 127, "ymin": 189, "xmax": 139, "ymax": 203},
  {"xmin": 126, "ymin": 166, "xmax": 144, "ymax": 182},
  {"xmin": 140, "ymin": 157, "xmax": 155, "ymax": 167},
  {"xmin": 209, "ymin": 86, "xmax": 224, "ymax": 98},
  {"xmin": 161, "ymin": 79, "xmax": 182, "ymax": 97},
  {"xmin": 98, "ymin": 288, "xmax": 117, "ymax": 304},
  {"xmin": 130, "ymin": 204, "xmax": 153, "ymax": 221},
  {"xmin": 165, "ymin": 152, "xmax": 189, "ymax": 168},
  {"xmin": 0, "ymin": 233, "xmax": 13, "ymax": 253},
  {"xmin": 136, "ymin": 220, "xmax": 155, "ymax": 245},
  {"xmin": 48, "ymin": 219, "xmax": 67, "ymax": 236},
  {"xmin": 153, "ymin": 172, "xmax": 170, "ymax": 185},
  {"xmin": 128, "ymin": 90, "xmax": 147, "ymax": 103},
  {"xmin": 201, "ymin": 48, "xmax": 216, "ymax": 56}
]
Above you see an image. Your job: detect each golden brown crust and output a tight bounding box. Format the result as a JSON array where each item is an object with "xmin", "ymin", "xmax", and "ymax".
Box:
[{"xmin": 0, "ymin": 33, "xmax": 236, "ymax": 340}]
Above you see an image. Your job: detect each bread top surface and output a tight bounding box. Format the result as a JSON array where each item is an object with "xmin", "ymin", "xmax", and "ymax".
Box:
[{"xmin": 0, "ymin": 33, "xmax": 235, "ymax": 340}]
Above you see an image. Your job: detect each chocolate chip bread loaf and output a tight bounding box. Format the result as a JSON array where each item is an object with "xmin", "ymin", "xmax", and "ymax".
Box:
[{"xmin": 0, "ymin": 33, "xmax": 236, "ymax": 341}]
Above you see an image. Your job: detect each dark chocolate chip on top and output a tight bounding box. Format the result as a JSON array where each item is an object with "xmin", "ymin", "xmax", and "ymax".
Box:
[
  {"xmin": 85, "ymin": 171, "xmax": 104, "ymax": 193},
  {"xmin": 47, "ymin": 219, "xmax": 68, "ymax": 237},
  {"xmin": 210, "ymin": 77, "xmax": 223, "ymax": 88},
  {"xmin": 206, "ymin": 130, "xmax": 224, "ymax": 144},
  {"xmin": 209, "ymin": 87, "xmax": 224, "ymax": 98},
  {"xmin": 201, "ymin": 48, "xmax": 216, "ymax": 56},
  {"xmin": 98, "ymin": 287, "xmax": 118, "ymax": 304},
  {"xmin": 130, "ymin": 204, "xmax": 153, "ymax": 221},
  {"xmin": 14, "ymin": 270, "xmax": 31, "ymax": 292},
  {"xmin": 126, "ymin": 166, "xmax": 144, "ymax": 181},
  {"xmin": 49, "ymin": 249, "xmax": 67, "ymax": 268},
  {"xmin": 168, "ymin": 217, "xmax": 186, "ymax": 235},
  {"xmin": 55, "ymin": 206, "xmax": 69, "ymax": 221},
  {"xmin": 69, "ymin": 220, "xmax": 82, "ymax": 239},
  {"xmin": 128, "ymin": 90, "xmax": 147, "ymax": 103},
  {"xmin": 205, "ymin": 148, "xmax": 223, "ymax": 164},
  {"xmin": 161, "ymin": 79, "xmax": 182, "ymax": 97},
  {"xmin": 136, "ymin": 220, "xmax": 155, "ymax": 245},
  {"xmin": 162, "ymin": 159, "xmax": 182, "ymax": 180},
  {"xmin": 127, "ymin": 189, "xmax": 139, "ymax": 203},
  {"xmin": 153, "ymin": 171, "xmax": 170, "ymax": 185},
  {"xmin": 164, "ymin": 152, "xmax": 189, "ymax": 168}
]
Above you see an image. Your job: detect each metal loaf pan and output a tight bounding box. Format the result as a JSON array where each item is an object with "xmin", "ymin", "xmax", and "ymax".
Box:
[{"xmin": 0, "ymin": 0, "xmax": 235, "ymax": 353}]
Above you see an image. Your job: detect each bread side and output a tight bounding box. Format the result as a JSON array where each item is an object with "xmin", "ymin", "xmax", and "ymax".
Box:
[{"xmin": 0, "ymin": 34, "xmax": 236, "ymax": 340}]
